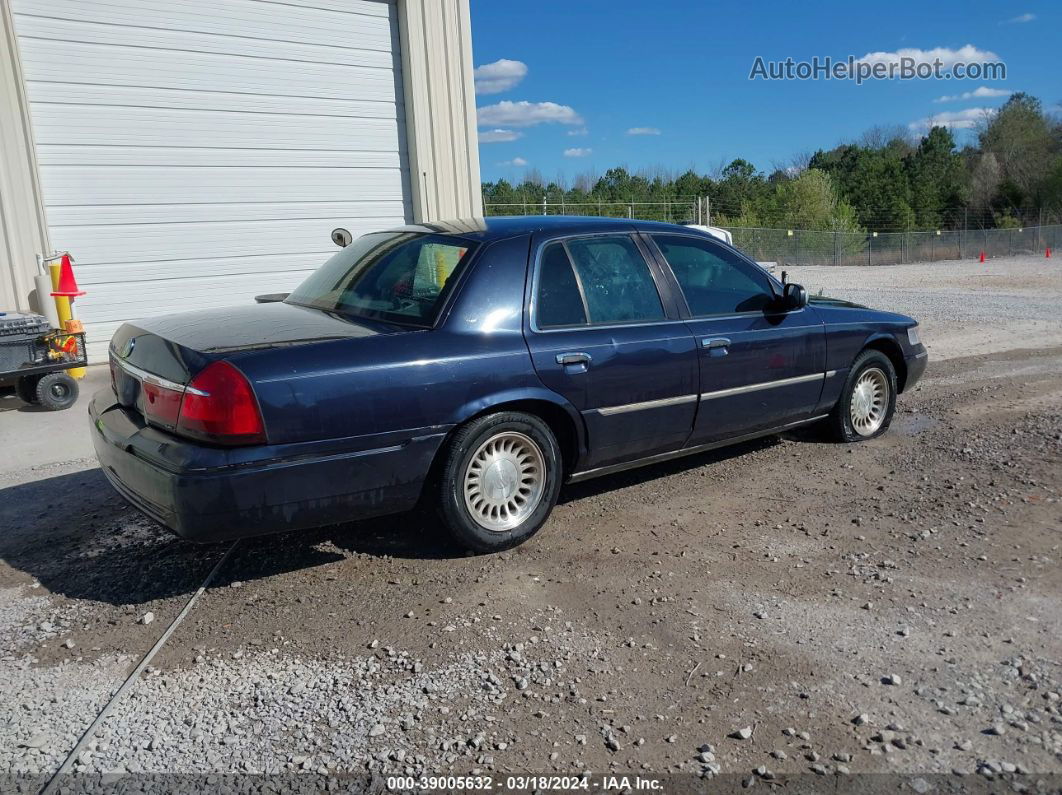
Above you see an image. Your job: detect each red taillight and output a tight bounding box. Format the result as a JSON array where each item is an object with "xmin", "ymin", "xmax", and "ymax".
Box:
[
  {"xmin": 175, "ymin": 361, "xmax": 266, "ymax": 445},
  {"xmin": 142, "ymin": 380, "xmax": 183, "ymax": 427}
]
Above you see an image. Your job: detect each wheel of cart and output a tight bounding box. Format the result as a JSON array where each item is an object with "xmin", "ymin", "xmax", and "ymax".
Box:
[
  {"xmin": 0, "ymin": 312, "xmax": 87, "ymax": 412},
  {"xmin": 18, "ymin": 371, "xmax": 79, "ymax": 410}
]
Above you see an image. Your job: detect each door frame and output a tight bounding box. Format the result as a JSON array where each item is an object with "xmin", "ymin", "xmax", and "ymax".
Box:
[
  {"xmin": 521, "ymin": 228, "xmax": 701, "ymax": 467},
  {"xmin": 525, "ymin": 229, "xmax": 689, "ymax": 332}
]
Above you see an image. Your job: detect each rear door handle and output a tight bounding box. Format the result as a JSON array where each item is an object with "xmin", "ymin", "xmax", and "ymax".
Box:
[
  {"xmin": 701, "ymin": 337, "xmax": 731, "ymax": 350},
  {"xmin": 556, "ymin": 351, "xmax": 592, "ymax": 366}
]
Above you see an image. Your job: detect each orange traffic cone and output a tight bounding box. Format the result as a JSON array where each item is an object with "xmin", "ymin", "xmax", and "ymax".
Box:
[
  {"xmin": 1048, "ymin": 247, "xmax": 1052, "ymax": 258},
  {"xmin": 50, "ymin": 254, "xmax": 85, "ymax": 297},
  {"xmin": 979, "ymin": 251, "xmax": 985, "ymax": 263}
]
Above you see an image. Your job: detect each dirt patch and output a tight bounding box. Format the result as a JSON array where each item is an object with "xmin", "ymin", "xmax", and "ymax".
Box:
[{"xmin": 2, "ymin": 346, "xmax": 1060, "ymax": 784}]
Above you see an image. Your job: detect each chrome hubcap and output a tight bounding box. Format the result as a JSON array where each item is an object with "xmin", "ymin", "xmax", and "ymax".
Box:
[
  {"xmin": 850, "ymin": 367, "xmax": 889, "ymax": 436},
  {"xmin": 463, "ymin": 431, "xmax": 545, "ymax": 532}
]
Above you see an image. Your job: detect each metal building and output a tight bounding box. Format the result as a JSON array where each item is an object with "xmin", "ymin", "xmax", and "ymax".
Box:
[{"xmin": 0, "ymin": 0, "xmax": 481, "ymax": 361}]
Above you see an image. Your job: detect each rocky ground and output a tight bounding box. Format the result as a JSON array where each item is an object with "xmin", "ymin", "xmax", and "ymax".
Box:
[{"xmin": 0, "ymin": 256, "xmax": 1060, "ymax": 793}]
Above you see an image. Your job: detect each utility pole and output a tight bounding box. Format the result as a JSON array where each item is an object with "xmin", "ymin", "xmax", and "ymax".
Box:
[{"xmin": 705, "ymin": 195, "xmax": 711, "ymax": 226}]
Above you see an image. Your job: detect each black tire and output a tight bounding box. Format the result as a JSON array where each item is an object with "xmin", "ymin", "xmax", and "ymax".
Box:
[
  {"xmin": 35, "ymin": 372, "xmax": 79, "ymax": 411},
  {"xmin": 16, "ymin": 375, "xmax": 42, "ymax": 405},
  {"xmin": 829, "ymin": 350, "xmax": 897, "ymax": 442},
  {"xmin": 436, "ymin": 411, "xmax": 563, "ymax": 553}
]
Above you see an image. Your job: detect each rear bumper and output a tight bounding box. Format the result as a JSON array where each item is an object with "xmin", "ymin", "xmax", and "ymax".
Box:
[
  {"xmin": 89, "ymin": 390, "xmax": 446, "ymax": 543},
  {"xmin": 903, "ymin": 349, "xmax": 929, "ymax": 392}
]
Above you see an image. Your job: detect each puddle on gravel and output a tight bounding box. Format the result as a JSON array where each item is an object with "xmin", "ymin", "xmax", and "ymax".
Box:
[{"xmin": 894, "ymin": 413, "xmax": 939, "ymax": 436}]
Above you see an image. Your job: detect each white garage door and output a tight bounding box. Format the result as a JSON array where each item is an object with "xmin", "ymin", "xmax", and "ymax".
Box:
[{"xmin": 11, "ymin": 0, "xmax": 411, "ymax": 361}]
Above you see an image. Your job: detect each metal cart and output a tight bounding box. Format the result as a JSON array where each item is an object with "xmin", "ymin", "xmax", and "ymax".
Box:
[{"xmin": 0, "ymin": 314, "xmax": 86, "ymax": 410}]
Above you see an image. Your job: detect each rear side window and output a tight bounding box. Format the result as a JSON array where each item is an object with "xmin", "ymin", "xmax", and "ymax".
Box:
[
  {"xmin": 286, "ymin": 232, "xmax": 476, "ymax": 327},
  {"xmin": 652, "ymin": 234, "xmax": 775, "ymax": 315},
  {"xmin": 536, "ymin": 243, "xmax": 587, "ymax": 328},
  {"xmin": 535, "ymin": 235, "xmax": 665, "ymax": 328}
]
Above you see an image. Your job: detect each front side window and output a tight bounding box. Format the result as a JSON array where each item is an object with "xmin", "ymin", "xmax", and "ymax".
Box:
[
  {"xmin": 652, "ymin": 234, "xmax": 775, "ymax": 316},
  {"xmin": 535, "ymin": 235, "xmax": 665, "ymax": 328},
  {"xmin": 286, "ymin": 232, "xmax": 477, "ymax": 326}
]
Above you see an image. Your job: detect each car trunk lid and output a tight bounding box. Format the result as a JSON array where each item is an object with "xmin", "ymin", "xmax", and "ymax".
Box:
[{"xmin": 108, "ymin": 301, "xmax": 409, "ymax": 432}]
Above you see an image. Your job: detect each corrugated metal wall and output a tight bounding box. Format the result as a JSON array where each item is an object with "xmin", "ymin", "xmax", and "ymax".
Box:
[
  {"xmin": 0, "ymin": 0, "xmax": 50, "ymax": 315},
  {"xmin": 399, "ymin": 0, "xmax": 483, "ymax": 222},
  {"xmin": 10, "ymin": 0, "xmax": 413, "ymax": 361},
  {"xmin": 1, "ymin": 0, "xmax": 481, "ymax": 364}
]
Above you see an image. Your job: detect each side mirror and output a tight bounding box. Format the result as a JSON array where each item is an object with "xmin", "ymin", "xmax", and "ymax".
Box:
[
  {"xmin": 783, "ymin": 282, "xmax": 808, "ymax": 309},
  {"xmin": 254, "ymin": 292, "xmax": 289, "ymax": 304},
  {"xmin": 331, "ymin": 227, "xmax": 352, "ymax": 247}
]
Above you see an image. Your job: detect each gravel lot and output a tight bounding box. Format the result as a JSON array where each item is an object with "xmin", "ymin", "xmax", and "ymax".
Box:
[
  {"xmin": 788, "ymin": 253, "xmax": 1062, "ymax": 361},
  {"xmin": 1, "ymin": 255, "xmax": 1060, "ymax": 791}
]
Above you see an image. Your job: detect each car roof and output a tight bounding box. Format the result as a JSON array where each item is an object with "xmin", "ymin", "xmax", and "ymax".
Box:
[{"xmin": 384, "ymin": 215, "xmax": 710, "ymax": 242}]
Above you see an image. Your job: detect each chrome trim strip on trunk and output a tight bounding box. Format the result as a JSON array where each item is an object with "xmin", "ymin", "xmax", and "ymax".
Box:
[
  {"xmin": 112, "ymin": 357, "xmax": 207, "ymax": 396},
  {"xmin": 594, "ymin": 393, "xmax": 699, "ymax": 417},
  {"xmin": 699, "ymin": 372, "xmax": 825, "ymax": 401},
  {"xmin": 568, "ymin": 414, "xmax": 829, "ymax": 483}
]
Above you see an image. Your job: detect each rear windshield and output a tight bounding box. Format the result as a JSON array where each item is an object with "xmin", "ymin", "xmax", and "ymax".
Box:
[{"xmin": 285, "ymin": 232, "xmax": 478, "ymax": 327}]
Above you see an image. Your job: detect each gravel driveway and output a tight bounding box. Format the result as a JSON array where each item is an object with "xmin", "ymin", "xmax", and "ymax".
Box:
[{"xmin": 1, "ymin": 255, "xmax": 1060, "ymax": 791}]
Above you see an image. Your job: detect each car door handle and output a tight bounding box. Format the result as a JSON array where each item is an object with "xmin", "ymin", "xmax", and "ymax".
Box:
[
  {"xmin": 556, "ymin": 351, "xmax": 592, "ymax": 366},
  {"xmin": 701, "ymin": 337, "xmax": 731, "ymax": 350}
]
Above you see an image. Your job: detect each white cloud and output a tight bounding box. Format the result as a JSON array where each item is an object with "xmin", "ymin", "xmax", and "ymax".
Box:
[
  {"xmin": 479, "ymin": 128, "xmax": 523, "ymax": 143},
  {"xmin": 933, "ymin": 85, "xmax": 1011, "ymax": 103},
  {"xmin": 473, "ymin": 59, "xmax": 528, "ymax": 95},
  {"xmin": 626, "ymin": 127, "xmax": 661, "ymax": 135},
  {"xmin": 478, "ymin": 100, "xmax": 583, "ymax": 128},
  {"xmin": 857, "ymin": 44, "xmax": 1000, "ymax": 70},
  {"xmin": 563, "ymin": 147, "xmax": 592, "ymax": 158},
  {"xmin": 1005, "ymin": 12, "xmax": 1035, "ymax": 23},
  {"xmin": 908, "ymin": 107, "xmax": 996, "ymax": 131},
  {"xmin": 497, "ymin": 157, "xmax": 528, "ymax": 167},
  {"xmin": 567, "ymin": 127, "xmax": 589, "ymax": 137}
]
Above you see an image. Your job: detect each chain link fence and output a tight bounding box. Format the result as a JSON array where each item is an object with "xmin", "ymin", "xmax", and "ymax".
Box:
[
  {"xmin": 720, "ymin": 226, "xmax": 1062, "ymax": 266},
  {"xmin": 484, "ymin": 200, "xmax": 696, "ymax": 222},
  {"xmin": 483, "ymin": 200, "xmax": 1062, "ymax": 265}
]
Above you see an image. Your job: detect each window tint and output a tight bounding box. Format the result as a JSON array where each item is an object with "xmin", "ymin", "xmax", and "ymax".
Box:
[
  {"xmin": 536, "ymin": 243, "xmax": 587, "ymax": 328},
  {"xmin": 652, "ymin": 235, "xmax": 775, "ymax": 315},
  {"xmin": 565, "ymin": 236, "xmax": 664, "ymax": 325},
  {"xmin": 286, "ymin": 232, "xmax": 476, "ymax": 326}
]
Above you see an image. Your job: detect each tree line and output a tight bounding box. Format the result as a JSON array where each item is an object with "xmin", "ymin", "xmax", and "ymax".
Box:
[{"xmin": 481, "ymin": 93, "xmax": 1062, "ymax": 233}]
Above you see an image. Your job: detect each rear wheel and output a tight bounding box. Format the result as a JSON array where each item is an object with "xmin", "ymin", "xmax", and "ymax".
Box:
[
  {"xmin": 35, "ymin": 372, "xmax": 79, "ymax": 411},
  {"xmin": 437, "ymin": 411, "xmax": 562, "ymax": 552},
  {"xmin": 15, "ymin": 375, "xmax": 42, "ymax": 405},
  {"xmin": 830, "ymin": 350, "xmax": 896, "ymax": 442}
]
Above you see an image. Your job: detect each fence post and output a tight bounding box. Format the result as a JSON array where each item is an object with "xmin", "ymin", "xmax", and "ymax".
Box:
[
  {"xmin": 962, "ymin": 208, "xmax": 967, "ymax": 260},
  {"xmin": 834, "ymin": 230, "xmax": 839, "ymax": 267}
]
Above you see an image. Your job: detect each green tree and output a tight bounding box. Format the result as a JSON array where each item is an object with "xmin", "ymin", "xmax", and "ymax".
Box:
[
  {"xmin": 907, "ymin": 126, "xmax": 967, "ymax": 228},
  {"xmin": 978, "ymin": 93, "xmax": 1056, "ymax": 218}
]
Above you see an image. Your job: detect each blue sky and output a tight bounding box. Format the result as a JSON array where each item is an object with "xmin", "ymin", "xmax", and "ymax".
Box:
[{"xmin": 470, "ymin": 0, "xmax": 1061, "ymax": 183}]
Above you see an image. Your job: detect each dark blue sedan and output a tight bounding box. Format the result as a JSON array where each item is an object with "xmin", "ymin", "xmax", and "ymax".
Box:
[{"xmin": 90, "ymin": 217, "xmax": 927, "ymax": 551}]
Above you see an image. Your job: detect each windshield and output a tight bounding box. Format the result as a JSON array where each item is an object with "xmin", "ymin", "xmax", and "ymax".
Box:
[{"xmin": 285, "ymin": 232, "xmax": 478, "ymax": 327}]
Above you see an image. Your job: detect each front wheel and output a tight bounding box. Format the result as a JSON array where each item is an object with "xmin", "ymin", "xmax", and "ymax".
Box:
[
  {"xmin": 829, "ymin": 350, "xmax": 897, "ymax": 442},
  {"xmin": 436, "ymin": 411, "xmax": 563, "ymax": 552}
]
